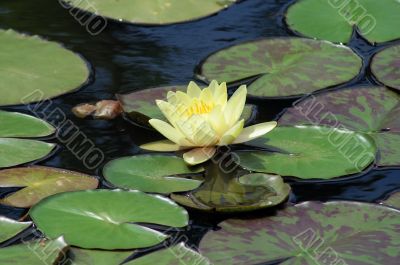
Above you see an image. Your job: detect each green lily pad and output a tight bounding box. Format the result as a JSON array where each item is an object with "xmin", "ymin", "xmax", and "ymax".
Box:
[
  {"xmin": 199, "ymin": 201, "xmax": 400, "ymax": 265},
  {"xmin": 279, "ymin": 86, "xmax": 400, "ymax": 166},
  {"xmin": 103, "ymin": 155, "xmax": 204, "ymax": 194},
  {"xmin": 66, "ymin": 0, "xmax": 237, "ymax": 25},
  {"xmin": 381, "ymin": 191, "xmax": 400, "ymax": 209},
  {"xmin": 197, "ymin": 38, "xmax": 362, "ymax": 98},
  {"xmin": 171, "ymin": 162, "xmax": 290, "ymax": 212},
  {"xmin": 0, "ymin": 110, "xmax": 55, "ymax": 137},
  {"xmin": 371, "ymin": 45, "xmax": 400, "ymax": 90},
  {"xmin": 126, "ymin": 243, "xmax": 210, "ymax": 265},
  {"xmin": 0, "ymin": 139, "xmax": 55, "ymax": 168},
  {"xmin": 237, "ymin": 126, "xmax": 376, "ymax": 179},
  {"xmin": 117, "ymin": 86, "xmax": 256, "ymax": 128},
  {"xmin": 0, "ymin": 237, "xmax": 68, "ymax": 265},
  {"xmin": 0, "ymin": 166, "xmax": 99, "ymax": 208},
  {"xmin": 0, "ymin": 29, "xmax": 89, "ymax": 106},
  {"xmin": 286, "ymin": 0, "xmax": 400, "ymax": 44},
  {"xmin": 0, "ymin": 217, "xmax": 31, "ymax": 244},
  {"xmin": 30, "ymin": 189, "xmax": 189, "ymax": 250},
  {"xmin": 69, "ymin": 248, "xmax": 133, "ymax": 265}
]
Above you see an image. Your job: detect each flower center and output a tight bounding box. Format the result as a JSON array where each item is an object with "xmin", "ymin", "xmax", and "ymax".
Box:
[{"xmin": 185, "ymin": 98, "xmax": 214, "ymax": 116}]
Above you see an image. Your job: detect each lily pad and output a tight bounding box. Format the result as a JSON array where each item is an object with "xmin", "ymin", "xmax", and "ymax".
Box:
[
  {"xmin": 0, "ymin": 217, "xmax": 31, "ymax": 244},
  {"xmin": 171, "ymin": 162, "xmax": 290, "ymax": 212},
  {"xmin": 237, "ymin": 126, "xmax": 376, "ymax": 179},
  {"xmin": 0, "ymin": 110, "xmax": 55, "ymax": 137},
  {"xmin": 103, "ymin": 155, "xmax": 204, "ymax": 194},
  {"xmin": 286, "ymin": 0, "xmax": 400, "ymax": 44},
  {"xmin": 0, "ymin": 237, "xmax": 67, "ymax": 265},
  {"xmin": 279, "ymin": 86, "xmax": 400, "ymax": 166},
  {"xmin": 199, "ymin": 201, "xmax": 400, "ymax": 265},
  {"xmin": 69, "ymin": 248, "xmax": 133, "ymax": 265},
  {"xmin": 0, "ymin": 166, "xmax": 99, "ymax": 208},
  {"xmin": 0, "ymin": 29, "xmax": 89, "ymax": 106},
  {"xmin": 0, "ymin": 139, "xmax": 55, "ymax": 168},
  {"xmin": 371, "ymin": 45, "xmax": 400, "ymax": 90},
  {"xmin": 30, "ymin": 189, "xmax": 189, "ymax": 250},
  {"xmin": 381, "ymin": 191, "xmax": 400, "ymax": 209},
  {"xmin": 197, "ymin": 38, "xmax": 362, "ymax": 98},
  {"xmin": 66, "ymin": 0, "xmax": 237, "ymax": 25},
  {"xmin": 126, "ymin": 243, "xmax": 210, "ymax": 265},
  {"xmin": 117, "ymin": 86, "xmax": 256, "ymax": 127}
]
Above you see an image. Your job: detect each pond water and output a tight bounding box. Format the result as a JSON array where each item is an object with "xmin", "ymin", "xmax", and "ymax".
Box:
[{"xmin": 1, "ymin": 0, "xmax": 400, "ymax": 258}]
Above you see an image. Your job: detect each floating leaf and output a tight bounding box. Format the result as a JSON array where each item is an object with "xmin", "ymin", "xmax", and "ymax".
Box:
[
  {"xmin": 279, "ymin": 86, "xmax": 400, "ymax": 166},
  {"xmin": 117, "ymin": 86, "xmax": 256, "ymax": 127},
  {"xmin": 197, "ymin": 38, "xmax": 361, "ymax": 98},
  {"xmin": 0, "ymin": 111, "xmax": 54, "ymax": 137},
  {"xmin": 0, "ymin": 139, "xmax": 55, "ymax": 168},
  {"xmin": 0, "ymin": 29, "xmax": 89, "ymax": 106},
  {"xmin": 103, "ymin": 155, "xmax": 204, "ymax": 194},
  {"xmin": 66, "ymin": 0, "xmax": 237, "ymax": 25},
  {"xmin": 286, "ymin": 0, "xmax": 400, "ymax": 44},
  {"xmin": 237, "ymin": 126, "xmax": 376, "ymax": 179},
  {"xmin": 371, "ymin": 44, "xmax": 400, "ymax": 90},
  {"xmin": 381, "ymin": 191, "xmax": 400, "ymax": 209},
  {"xmin": 0, "ymin": 217, "xmax": 31, "ymax": 244},
  {"xmin": 199, "ymin": 201, "xmax": 400, "ymax": 264},
  {"xmin": 0, "ymin": 166, "xmax": 98, "ymax": 208},
  {"xmin": 30, "ymin": 189, "xmax": 189, "ymax": 250},
  {"xmin": 0, "ymin": 237, "xmax": 67, "ymax": 265},
  {"xmin": 172, "ymin": 162, "xmax": 290, "ymax": 212},
  {"xmin": 69, "ymin": 248, "xmax": 133, "ymax": 265},
  {"xmin": 126, "ymin": 243, "xmax": 210, "ymax": 265}
]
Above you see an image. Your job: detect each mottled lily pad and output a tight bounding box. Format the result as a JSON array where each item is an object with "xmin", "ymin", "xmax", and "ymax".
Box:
[
  {"xmin": 0, "ymin": 29, "xmax": 89, "ymax": 106},
  {"xmin": 0, "ymin": 217, "xmax": 31, "ymax": 244},
  {"xmin": 0, "ymin": 110, "xmax": 55, "ymax": 137},
  {"xmin": 237, "ymin": 126, "xmax": 376, "ymax": 179},
  {"xmin": 381, "ymin": 191, "xmax": 400, "ymax": 209},
  {"xmin": 69, "ymin": 248, "xmax": 133, "ymax": 265},
  {"xmin": 103, "ymin": 155, "xmax": 204, "ymax": 194},
  {"xmin": 0, "ymin": 166, "xmax": 99, "ymax": 208},
  {"xmin": 172, "ymin": 162, "xmax": 290, "ymax": 212},
  {"xmin": 199, "ymin": 201, "xmax": 400, "ymax": 265},
  {"xmin": 286, "ymin": 0, "xmax": 400, "ymax": 44},
  {"xmin": 30, "ymin": 189, "xmax": 189, "ymax": 250},
  {"xmin": 126, "ymin": 243, "xmax": 210, "ymax": 265},
  {"xmin": 0, "ymin": 237, "xmax": 67, "ymax": 265},
  {"xmin": 197, "ymin": 38, "xmax": 362, "ymax": 98},
  {"xmin": 117, "ymin": 86, "xmax": 256, "ymax": 127},
  {"xmin": 371, "ymin": 45, "xmax": 400, "ymax": 90},
  {"xmin": 279, "ymin": 86, "xmax": 400, "ymax": 166},
  {"xmin": 66, "ymin": 0, "xmax": 237, "ymax": 25}
]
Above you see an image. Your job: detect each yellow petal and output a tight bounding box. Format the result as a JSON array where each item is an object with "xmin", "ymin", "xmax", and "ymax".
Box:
[
  {"xmin": 166, "ymin": 91, "xmax": 177, "ymax": 104},
  {"xmin": 224, "ymin": 85, "xmax": 247, "ymax": 126},
  {"xmin": 176, "ymin": 91, "xmax": 192, "ymax": 106},
  {"xmin": 183, "ymin": 147, "xmax": 216, "ymax": 165},
  {"xmin": 219, "ymin": 119, "xmax": 244, "ymax": 145},
  {"xmin": 213, "ymin": 82, "xmax": 228, "ymax": 106},
  {"xmin": 140, "ymin": 140, "xmax": 185, "ymax": 151},
  {"xmin": 233, "ymin": 121, "xmax": 277, "ymax": 144},
  {"xmin": 208, "ymin": 80, "xmax": 219, "ymax": 94},
  {"xmin": 149, "ymin": 119, "xmax": 191, "ymax": 146},
  {"xmin": 208, "ymin": 105, "xmax": 229, "ymax": 136},
  {"xmin": 200, "ymin": 86, "xmax": 214, "ymax": 105},
  {"xmin": 156, "ymin": 100, "xmax": 178, "ymax": 124},
  {"xmin": 187, "ymin": 81, "xmax": 202, "ymax": 97},
  {"xmin": 189, "ymin": 115, "xmax": 219, "ymax": 146}
]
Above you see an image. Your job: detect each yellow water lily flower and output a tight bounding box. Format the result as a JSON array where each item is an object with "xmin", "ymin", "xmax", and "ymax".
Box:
[{"xmin": 140, "ymin": 81, "xmax": 277, "ymax": 165}]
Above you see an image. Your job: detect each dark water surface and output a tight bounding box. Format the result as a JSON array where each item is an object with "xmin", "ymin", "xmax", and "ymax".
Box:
[{"xmin": 1, "ymin": 0, "xmax": 400, "ymax": 259}]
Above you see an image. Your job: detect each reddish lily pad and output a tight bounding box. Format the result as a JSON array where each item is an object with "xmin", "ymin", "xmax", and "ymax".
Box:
[
  {"xmin": 279, "ymin": 86, "xmax": 400, "ymax": 166},
  {"xmin": 117, "ymin": 86, "xmax": 256, "ymax": 127},
  {"xmin": 0, "ymin": 166, "xmax": 99, "ymax": 208},
  {"xmin": 0, "ymin": 217, "xmax": 31, "ymax": 244},
  {"xmin": 199, "ymin": 201, "xmax": 400, "ymax": 265},
  {"xmin": 371, "ymin": 45, "xmax": 400, "ymax": 90},
  {"xmin": 381, "ymin": 191, "xmax": 400, "ymax": 209},
  {"xmin": 126, "ymin": 243, "xmax": 210, "ymax": 265},
  {"xmin": 197, "ymin": 38, "xmax": 362, "ymax": 98},
  {"xmin": 0, "ymin": 237, "xmax": 68, "ymax": 265}
]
